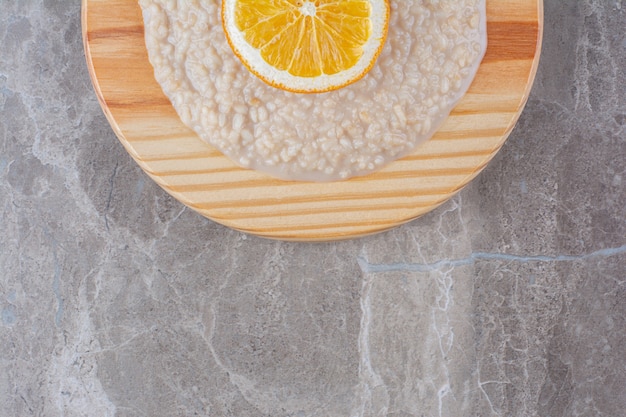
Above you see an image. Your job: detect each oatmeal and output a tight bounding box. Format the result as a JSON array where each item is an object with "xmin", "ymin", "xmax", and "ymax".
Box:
[{"xmin": 139, "ymin": 0, "xmax": 487, "ymax": 181}]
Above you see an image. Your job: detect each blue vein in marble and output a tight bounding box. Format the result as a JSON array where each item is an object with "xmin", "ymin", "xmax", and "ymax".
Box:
[{"xmin": 358, "ymin": 244, "xmax": 626, "ymax": 273}]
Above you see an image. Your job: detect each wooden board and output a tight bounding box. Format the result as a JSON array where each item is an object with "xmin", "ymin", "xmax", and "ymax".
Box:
[{"xmin": 82, "ymin": 0, "xmax": 543, "ymax": 241}]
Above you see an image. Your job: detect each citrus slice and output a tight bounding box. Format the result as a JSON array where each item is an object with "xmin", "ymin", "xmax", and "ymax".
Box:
[{"xmin": 222, "ymin": 0, "xmax": 390, "ymax": 93}]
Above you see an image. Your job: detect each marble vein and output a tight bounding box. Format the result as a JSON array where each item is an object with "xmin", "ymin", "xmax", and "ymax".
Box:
[
  {"xmin": 431, "ymin": 272, "xmax": 454, "ymax": 417},
  {"xmin": 43, "ymin": 227, "xmax": 64, "ymax": 328},
  {"xmin": 47, "ymin": 272, "xmax": 117, "ymax": 417},
  {"xmin": 358, "ymin": 244, "xmax": 626, "ymax": 273},
  {"xmin": 355, "ymin": 275, "xmax": 389, "ymax": 417},
  {"xmin": 103, "ymin": 161, "xmax": 119, "ymax": 232}
]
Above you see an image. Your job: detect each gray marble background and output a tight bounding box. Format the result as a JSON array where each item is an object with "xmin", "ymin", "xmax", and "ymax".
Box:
[{"xmin": 1, "ymin": 1, "xmax": 625, "ymax": 416}]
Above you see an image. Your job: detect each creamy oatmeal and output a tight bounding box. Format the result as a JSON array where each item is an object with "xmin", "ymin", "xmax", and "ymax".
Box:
[{"xmin": 139, "ymin": 0, "xmax": 487, "ymax": 181}]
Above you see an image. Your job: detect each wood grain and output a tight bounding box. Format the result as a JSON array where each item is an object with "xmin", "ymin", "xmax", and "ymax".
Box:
[{"xmin": 82, "ymin": 0, "xmax": 543, "ymax": 241}]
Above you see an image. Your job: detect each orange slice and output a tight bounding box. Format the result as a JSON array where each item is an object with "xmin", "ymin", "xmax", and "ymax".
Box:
[{"xmin": 222, "ymin": 0, "xmax": 390, "ymax": 93}]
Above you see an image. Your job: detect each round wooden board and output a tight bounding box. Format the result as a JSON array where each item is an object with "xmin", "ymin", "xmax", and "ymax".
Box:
[{"xmin": 82, "ymin": 0, "xmax": 543, "ymax": 241}]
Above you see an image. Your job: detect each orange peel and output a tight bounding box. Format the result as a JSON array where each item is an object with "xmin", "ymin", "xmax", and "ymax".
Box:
[{"xmin": 222, "ymin": 0, "xmax": 390, "ymax": 93}]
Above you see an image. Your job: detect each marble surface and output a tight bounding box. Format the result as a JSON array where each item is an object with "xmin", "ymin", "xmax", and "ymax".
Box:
[{"xmin": 1, "ymin": 1, "xmax": 625, "ymax": 416}]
